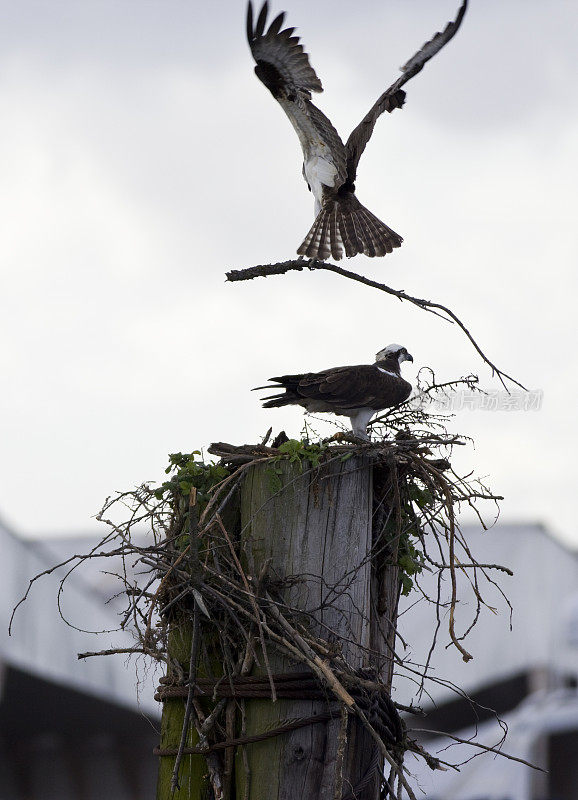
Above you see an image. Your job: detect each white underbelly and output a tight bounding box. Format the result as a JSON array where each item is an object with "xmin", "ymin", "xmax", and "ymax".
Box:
[{"xmin": 304, "ymin": 154, "xmax": 338, "ymax": 213}]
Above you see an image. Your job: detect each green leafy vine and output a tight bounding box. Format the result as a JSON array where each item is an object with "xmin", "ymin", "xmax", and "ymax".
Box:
[
  {"xmin": 264, "ymin": 438, "xmax": 333, "ymax": 493},
  {"xmin": 154, "ymin": 451, "xmax": 230, "ymax": 511}
]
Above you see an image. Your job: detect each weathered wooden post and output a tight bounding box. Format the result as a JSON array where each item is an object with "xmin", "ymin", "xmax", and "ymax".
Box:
[
  {"xmin": 238, "ymin": 455, "xmax": 394, "ymax": 799},
  {"xmin": 156, "ymin": 621, "xmax": 209, "ymax": 799},
  {"xmin": 156, "ymin": 485, "xmax": 238, "ymax": 800},
  {"xmin": 155, "ymin": 450, "xmax": 404, "ymax": 800}
]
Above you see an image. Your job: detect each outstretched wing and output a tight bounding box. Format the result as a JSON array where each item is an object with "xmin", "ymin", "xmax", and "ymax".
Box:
[
  {"xmin": 247, "ymin": 1, "xmax": 323, "ymax": 97},
  {"xmin": 346, "ymin": 0, "xmax": 468, "ymax": 182},
  {"xmin": 247, "ymin": 2, "xmax": 348, "ymax": 191}
]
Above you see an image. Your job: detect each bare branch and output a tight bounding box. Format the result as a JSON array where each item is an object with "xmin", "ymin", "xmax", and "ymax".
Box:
[
  {"xmin": 226, "ymin": 259, "xmax": 525, "ymax": 391},
  {"xmin": 77, "ymin": 647, "xmax": 164, "ymax": 661},
  {"xmin": 410, "ymin": 728, "xmax": 546, "ymax": 772}
]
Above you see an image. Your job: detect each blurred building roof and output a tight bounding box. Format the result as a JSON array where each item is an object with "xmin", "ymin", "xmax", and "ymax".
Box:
[
  {"xmin": 407, "ymin": 687, "xmax": 578, "ymax": 800},
  {"xmin": 1, "ymin": 517, "xmax": 159, "ymax": 716},
  {"xmin": 0, "ymin": 517, "xmax": 160, "ymax": 799},
  {"xmin": 398, "ymin": 521, "xmax": 578, "ymax": 799},
  {"xmin": 396, "ymin": 522, "xmax": 578, "ymax": 709}
]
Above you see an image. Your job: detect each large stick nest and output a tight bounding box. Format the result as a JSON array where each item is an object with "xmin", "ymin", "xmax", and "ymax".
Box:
[{"xmin": 12, "ymin": 373, "xmax": 532, "ymax": 798}]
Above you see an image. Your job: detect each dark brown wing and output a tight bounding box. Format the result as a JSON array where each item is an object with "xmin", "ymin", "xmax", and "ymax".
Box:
[
  {"xmin": 267, "ymin": 366, "xmax": 410, "ymax": 410},
  {"xmin": 345, "ymin": 0, "xmax": 468, "ymax": 182},
  {"xmin": 298, "ymin": 367, "xmax": 373, "ymax": 408},
  {"xmin": 247, "ymin": 1, "xmax": 323, "ymax": 96}
]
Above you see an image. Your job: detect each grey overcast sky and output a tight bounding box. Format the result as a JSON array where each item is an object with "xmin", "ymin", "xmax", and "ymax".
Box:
[{"xmin": 0, "ymin": 0, "xmax": 576, "ymax": 542}]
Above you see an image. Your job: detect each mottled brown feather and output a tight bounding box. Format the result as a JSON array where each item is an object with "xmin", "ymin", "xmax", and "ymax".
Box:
[
  {"xmin": 346, "ymin": 0, "xmax": 468, "ymax": 182},
  {"xmin": 297, "ymin": 194, "xmax": 402, "ymax": 261},
  {"xmin": 247, "ymin": 1, "xmax": 323, "ymax": 94}
]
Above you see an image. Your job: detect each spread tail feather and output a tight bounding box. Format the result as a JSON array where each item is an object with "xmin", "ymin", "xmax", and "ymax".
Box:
[
  {"xmin": 254, "ymin": 375, "xmax": 303, "ymax": 408},
  {"xmin": 261, "ymin": 393, "xmax": 296, "ymax": 408},
  {"xmin": 297, "ymin": 193, "xmax": 403, "ymax": 261}
]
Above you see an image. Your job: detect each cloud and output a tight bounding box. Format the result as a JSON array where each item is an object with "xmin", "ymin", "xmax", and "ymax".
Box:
[{"xmin": 0, "ymin": 0, "xmax": 576, "ymax": 540}]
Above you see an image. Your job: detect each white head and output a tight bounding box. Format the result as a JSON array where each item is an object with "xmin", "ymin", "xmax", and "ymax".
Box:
[{"xmin": 375, "ymin": 343, "xmax": 414, "ymax": 367}]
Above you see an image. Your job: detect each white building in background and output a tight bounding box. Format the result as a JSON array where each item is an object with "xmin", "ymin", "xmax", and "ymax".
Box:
[
  {"xmin": 0, "ymin": 517, "xmax": 160, "ymax": 800},
  {"xmin": 397, "ymin": 523, "xmax": 578, "ymax": 800}
]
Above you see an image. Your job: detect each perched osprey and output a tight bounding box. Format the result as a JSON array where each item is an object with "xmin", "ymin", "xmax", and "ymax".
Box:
[
  {"xmin": 247, "ymin": 1, "xmax": 467, "ymax": 261},
  {"xmin": 257, "ymin": 344, "xmax": 413, "ymax": 439}
]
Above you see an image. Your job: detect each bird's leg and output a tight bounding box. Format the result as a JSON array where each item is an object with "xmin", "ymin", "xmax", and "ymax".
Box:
[{"xmin": 349, "ymin": 410, "xmax": 375, "ymax": 443}]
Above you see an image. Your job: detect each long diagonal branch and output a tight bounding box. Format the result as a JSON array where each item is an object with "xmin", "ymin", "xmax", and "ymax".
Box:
[{"xmin": 226, "ymin": 259, "xmax": 525, "ymax": 391}]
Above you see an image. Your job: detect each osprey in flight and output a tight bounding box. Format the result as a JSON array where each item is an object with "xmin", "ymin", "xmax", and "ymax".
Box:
[
  {"xmin": 247, "ymin": 1, "xmax": 467, "ymax": 261},
  {"xmin": 257, "ymin": 344, "xmax": 413, "ymax": 439}
]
